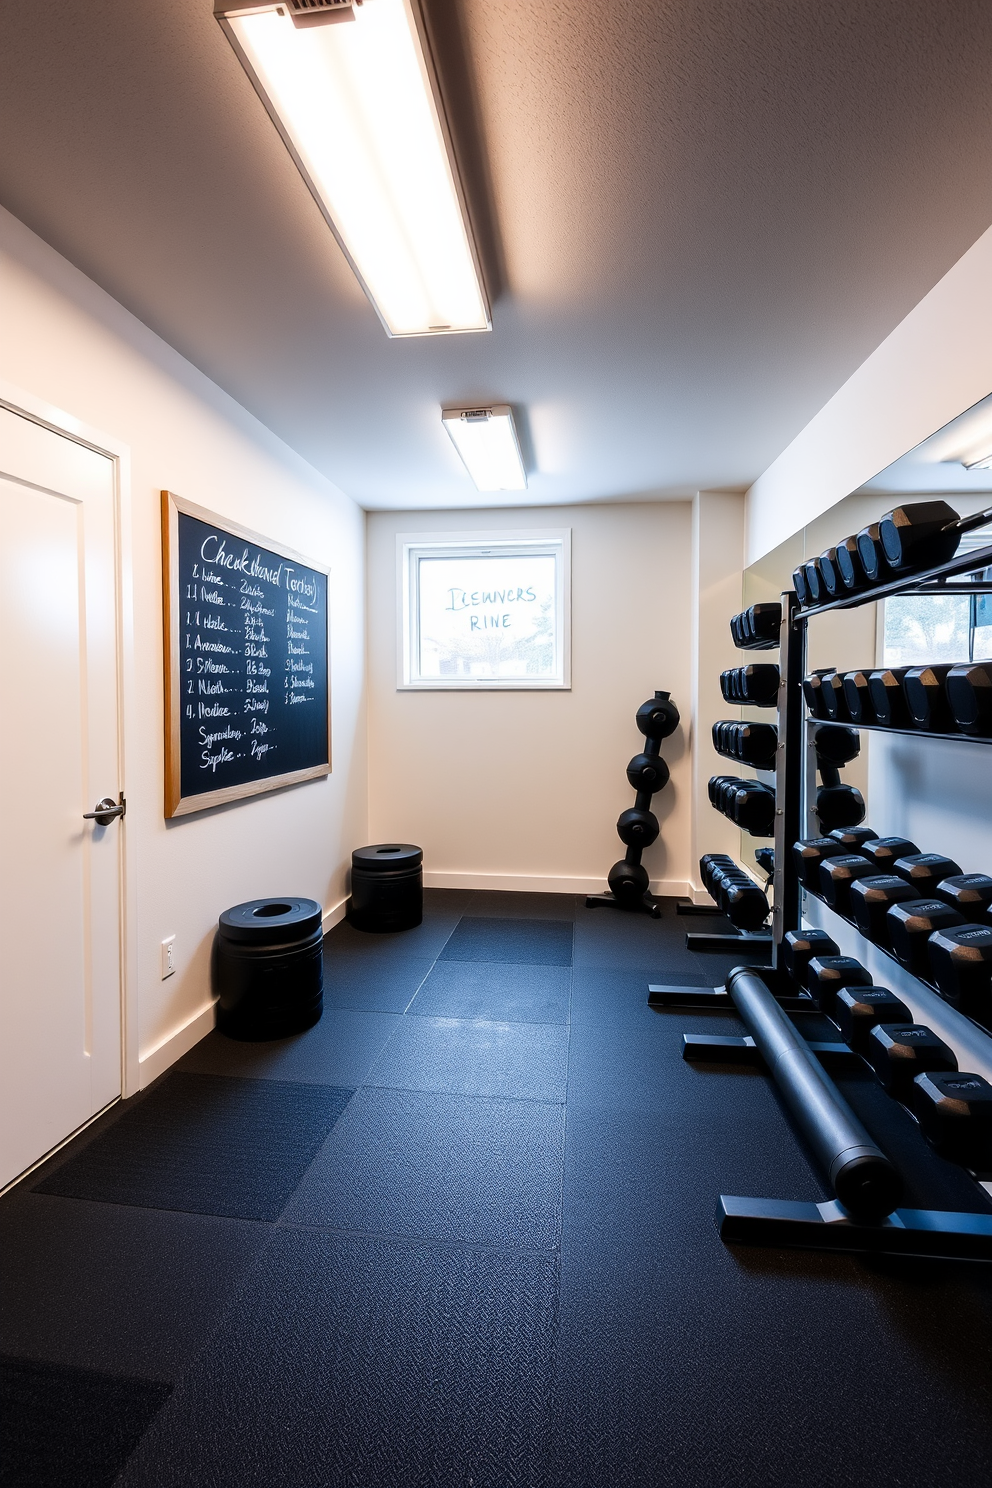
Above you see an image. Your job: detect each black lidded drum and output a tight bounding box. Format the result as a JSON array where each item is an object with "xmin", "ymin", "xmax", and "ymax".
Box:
[
  {"xmin": 214, "ymin": 897, "xmax": 323, "ymax": 1041},
  {"xmin": 349, "ymin": 844, "xmax": 424, "ymax": 932}
]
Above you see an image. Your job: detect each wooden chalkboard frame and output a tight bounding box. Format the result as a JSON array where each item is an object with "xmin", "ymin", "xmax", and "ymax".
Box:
[{"xmin": 162, "ymin": 491, "xmax": 331, "ymax": 818}]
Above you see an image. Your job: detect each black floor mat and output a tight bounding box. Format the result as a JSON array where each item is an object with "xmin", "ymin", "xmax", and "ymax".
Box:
[
  {"xmin": 35, "ymin": 1074, "xmax": 353, "ymax": 1220},
  {"xmin": 0, "ymin": 1355, "xmax": 171, "ymax": 1488},
  {"xmin": 440, "ymin": 916, "xmax": 573, "ymax": 965}
]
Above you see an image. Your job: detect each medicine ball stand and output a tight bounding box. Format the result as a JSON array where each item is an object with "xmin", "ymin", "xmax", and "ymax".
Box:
[{"xmin": 586, "ymin": 690, "xmax": 679, "ymax": 918}]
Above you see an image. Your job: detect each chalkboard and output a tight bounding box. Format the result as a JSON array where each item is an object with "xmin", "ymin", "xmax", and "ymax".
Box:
[{"xmin": 162, "ymin": 491, "xmax": 330, "ymax": 817}]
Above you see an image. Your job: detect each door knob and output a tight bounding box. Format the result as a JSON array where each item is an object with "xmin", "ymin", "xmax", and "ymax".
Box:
[{"xmin": 83, "ymin": 796, "xmax": 126, "ymax": 827}]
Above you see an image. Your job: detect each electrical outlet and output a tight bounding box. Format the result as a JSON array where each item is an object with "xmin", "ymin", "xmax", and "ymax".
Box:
[{"xmin": 161, "ymin": 935, "xmax": 176, "ymax": 979}]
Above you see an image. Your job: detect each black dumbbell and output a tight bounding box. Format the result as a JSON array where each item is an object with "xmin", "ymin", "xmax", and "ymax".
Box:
[
  {"xmin": 608, "ymin": 859, "xmax": 650, "ymax": 904},
  {"xmin": 936, "ymin": 873, "xmax": 992, "ymax": 920},
  {"xmin": 841, "ymin": 670, "xmax": 876, "ymax": 724},
  {"xmin": 927, "ymin": 923, "xmax": 992, "ymax": 1022},
  {"xmin": 911, "ymin": 1071, "xmax": 992, "ymax": 1169},
  {"xmin": 819, "ymin": 672, "xmax": 849, "ymax": 722},
  {"xmin": 781, "ymin": 928, "xmax": 840, "ymax": 982},
  {"xmin": 814, "ymin": 725, "xmax": 860, "ymax": 767},
  {"xmin": 753, "ymin": 846, "xmax": 775, "ymax": 878},
  {"xmin": 887, "ymin": 898, "xmax": 966, "ymax": 980},
  {"xmin": 856, "ymin": 835, "xmax": 919, "ymax": 871},
  {"xmin": 720, "ymin": 665, "xmax": 780, "ymax": 707},
  {"xmin": 708, "ymin": 774, "xmax": 737, "ymax": 805},
  {"xmin": 903, "ymin": 664, "xmax": 955, "ymax": 732},
  {"xmin": 793, "ymin": 837, "xmax": 849, "ymax": 892},
  {"xmin": 946, "ymin": 663, "xmax": 992, "ymax": 736},
  {"xmin": 818, "ymin": 855, "xmax": 878, "ymax": 918},
  {"xmin": 878, "ymin": 500, "xmax": 961, "ymax": 574},
  {"xmin": 855, "ymin": 522, "xmax": 893, "ymax": 584},
  {"xmin": 893, "ymin": 852, "xmax": 963, "ymax": 898},
  {"xmin": 867, "ymin": 668, "xmax": 912, "ymax": 727},
  {"xmin": 867, "ymin": 1023, "xmax": 957, "ymax": 1099},
  {"xmin": 730, "ymin": 782, "xmax": 776, "ymax": 836},
  {"xmin": 815, "ymin": 784, "xmax": 866, "ymax": 831},
  {"xmin": 748, "ymin": 603, "xmax": 782, "ymax": 647},
  {"xmin": 635, "ymin": 692, "xmax": 680, "ymax": 740},
  {"xmin": 803, "ymin": 559, "xmax": 825, "ymax": 606},
  {"xmin": 849, "ymin": 875, "xmax": 919, "ymax": 946},
  {"xmin": 802, "ymin": 671, "xmax": 834, "ymax": 719},
  {"xmin": 827, "ymin": 825, "xmax": 877, "ymax": 851},
  {"xmin": 724, "ymin": 879, "xmax": 770, "ymax": 931},
  {"xmin": 700, "ymin": 852, "xmax": 736, "ymax": 890},
  {"xmin": 817, "ymin": 548, "xmax": 843, "ymax": 598},
  {"xmin": 792, "ymin": 565, "xmax": 810, "ymax": 608},
  {"xmin": 834, "ymin": 986, "xmax": 912, "ymax": 1052},
  {"xmin": 626, "ymin": 753, "xmax": 671, "ymax": 793},
  {"xmin": 834, "ymin": 535, "xmax": 870, "ymax": 592},
  {"xmin": 805, "ymin": 955, "xmax": 872, "ymax": 1013},
  {"xmin": 616, "ymin": 808, "xmax": 659, "ymax": 847}
]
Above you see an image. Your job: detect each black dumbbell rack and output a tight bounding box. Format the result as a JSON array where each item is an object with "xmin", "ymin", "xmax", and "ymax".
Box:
[{"xmin": 647, "ymin": 546, "xmax": 992, "ymax": 1261}]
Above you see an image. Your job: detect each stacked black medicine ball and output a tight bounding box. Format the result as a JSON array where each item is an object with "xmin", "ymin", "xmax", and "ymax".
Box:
[
  {"xmin": 599, "ymin": 691, "xmax": 679, "ymax": 912},
  {"xmin": 805, "ymin": 661, "xmax": 992, "ymax": 737},
  {"xmin": 792, "ymin": 499, "xmax": 973, "ymax": 609}
]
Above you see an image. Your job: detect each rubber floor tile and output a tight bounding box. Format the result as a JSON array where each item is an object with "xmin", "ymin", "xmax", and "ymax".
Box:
[
  {"xmin": 440, "ymin": 916, "xmax": 573, "ymax": 965},
  {"xmin": 281, "ymin": 1086, "xmax": 564, "ymax": 1248},
  {"xmin": 409, "ymin": 960, "xmax": 571, "ymax": 1025},
  {"xmin": 179, "ymin": 1008, "xmax": 400, "ymax": 1086},
  {"xmin": 0, "ymin": 1194, "xmax": 268, "ymax": 1380},
  {"xmin": 321, "ymin": 955, "xmax": 433, "ymax": 1013},
  {"xmin": 115, "ymin": 1230, "xmax": 558, "ymax": 1488},
  {"xmin": 1, "ymin": 1354, "xmax": 171, "ymax": 1488},
  {"xmin": 465, "ymin": 890, "xmax": 579, "ymax": 920},
  {"xmin": 35, "ymin": 1075, "xmax": 353, "ymax": 1221},
  {"xmin": 366, "ymin": 1015, "xmax": 568, "ymax": 1102}
]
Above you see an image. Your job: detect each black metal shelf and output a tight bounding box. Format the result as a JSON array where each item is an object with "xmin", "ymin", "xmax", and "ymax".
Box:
[
  {"xmin": 795, "ymin": 541, "xmax": 992, "ymax": 619},
  {"xmin": 804, "ymin": 715, "xmax": 992, "ymax": 749}
]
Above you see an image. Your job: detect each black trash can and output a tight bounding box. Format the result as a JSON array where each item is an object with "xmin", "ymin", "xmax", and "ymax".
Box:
[
  {"xmin": 214, "ymin": 897, "xmax": 323, "ymax": 1041},
  {"xmin": 349, "ymin": 844, "xmax": 423, "ymax": 932}
]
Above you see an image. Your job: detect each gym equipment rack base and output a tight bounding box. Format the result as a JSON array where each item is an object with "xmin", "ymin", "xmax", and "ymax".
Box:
[
  {"xmin": 684, "ymin": 927, "xmax": 772, "ymax": 951},
  {"xmin": 648, "ymin": 982, "xmax": 813, "ymax": 1011},
  {"xmin": 681, "ymin": 1032, "xmax": 859, "ymax": 1068},
  {"xmin": 717, "ymin": 1196, "xmax": 992, "ymax": 1262},
  {"xmin": 585, "ymin": 890, "xmax": 661, "ymax": 918}
]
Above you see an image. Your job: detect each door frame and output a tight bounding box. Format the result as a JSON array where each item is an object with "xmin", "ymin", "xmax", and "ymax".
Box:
[{"xmin": 0, "ymin": 376, "xmax": 139, "ymax": 1098}]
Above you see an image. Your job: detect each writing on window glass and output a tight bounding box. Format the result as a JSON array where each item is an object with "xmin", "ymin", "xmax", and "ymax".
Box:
[{"xmin": 418, "ymin": 554, "xmax": 557, "ymax": 680}]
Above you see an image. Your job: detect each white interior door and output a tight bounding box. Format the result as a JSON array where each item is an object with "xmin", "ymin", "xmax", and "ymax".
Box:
[{"xmin": 0, "ymin": 405, "xmax": 123, "ymax": 1189}]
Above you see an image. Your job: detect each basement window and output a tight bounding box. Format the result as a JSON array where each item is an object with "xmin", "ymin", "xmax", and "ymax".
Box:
[{"xmin": 398, "ymin": 531, "xmax": 571, "ymax": 689}]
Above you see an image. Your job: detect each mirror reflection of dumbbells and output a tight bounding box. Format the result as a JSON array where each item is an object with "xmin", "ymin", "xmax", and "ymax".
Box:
[
  {"xmin": 782, "ymin": 926, "xmax": 992, "ymax": 1173},
  {"xmin": 793, "ymin": 499, "xmax": 992, "ymax": 608},
  {"xmin": 699, "ymin": 852, "xmax": 769, "ymax": 932}
]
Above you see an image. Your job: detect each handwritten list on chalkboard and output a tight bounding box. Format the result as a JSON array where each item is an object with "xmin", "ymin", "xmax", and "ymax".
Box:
[{"xmin": 162, "ymin": 492, "xmax": 330, "ymax": 817}]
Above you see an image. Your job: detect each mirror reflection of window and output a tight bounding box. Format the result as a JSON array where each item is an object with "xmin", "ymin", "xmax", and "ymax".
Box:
[{"xmin": 882, "ymin": 531, "xmax": 992, "ymax": 666}]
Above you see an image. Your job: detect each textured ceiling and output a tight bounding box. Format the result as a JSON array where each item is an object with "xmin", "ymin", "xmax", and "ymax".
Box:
[{"xmin": 3, "ymin": 0, "xmax": 992, "ymax": 509}]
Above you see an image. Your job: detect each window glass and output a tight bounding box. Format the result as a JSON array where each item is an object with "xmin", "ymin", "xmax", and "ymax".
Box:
[
  {"xmin": 882, "ymin": 594, "xmax": 970, "ymax": 667},
  {"xmin": 400, "ymin": 533, "xmax": 570, "ymax": 688}
]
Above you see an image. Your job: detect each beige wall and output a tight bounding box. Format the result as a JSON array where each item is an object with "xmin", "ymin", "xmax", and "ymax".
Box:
[
  {"xmin": 367, "ymin": 502, "xmax": 694, "ymax": 895},
  {"xmin": 0, "ymin": 207, "xmax": 368, "ymax": 1090}
]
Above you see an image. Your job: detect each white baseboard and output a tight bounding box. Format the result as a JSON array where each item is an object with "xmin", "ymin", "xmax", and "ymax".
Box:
[
  {"xmin": 321, "ymin": 895, "xmax": 348, "ymax": 934},
  {"xmin": 138, "ymin": 1001, "xmax": 216, "ymax": 1088},
  {"xmin": 423, "ymin": 870, "xmax": 692, "ymax": 898}
]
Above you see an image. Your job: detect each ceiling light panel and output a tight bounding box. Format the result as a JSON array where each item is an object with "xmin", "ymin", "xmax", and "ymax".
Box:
[
  {"xmin": 442, "ymin": 406, "xmax": 527, "ymax": 491},
  {"xmin": 216, "ymin": 0, "xmax": 490, "ymax": 337}
]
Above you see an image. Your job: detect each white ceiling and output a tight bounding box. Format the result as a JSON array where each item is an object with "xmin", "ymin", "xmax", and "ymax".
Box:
[{"xmin": 3, "ymin": 0, "xmax": 992, "ymax": 510}]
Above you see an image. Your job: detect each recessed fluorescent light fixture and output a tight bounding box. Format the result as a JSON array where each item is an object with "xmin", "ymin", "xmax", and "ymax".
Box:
[
  {"xmin": 215, "ymin": 0, "xmax": 490, "ymax": 337},
  {"xmin": 442, "ymin": 406, "xmax": 527, "ymax": 492}
]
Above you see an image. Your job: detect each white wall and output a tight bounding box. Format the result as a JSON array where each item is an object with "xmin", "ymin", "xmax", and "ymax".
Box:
[
  {"xmin": 0, "ymin": 207, "xmax": 367, "ymax": 1089},
  {"xmin": 367, "ymin": 503, "xmax": 694, "ymax": 896},
  {"xmin": 745, "ymin": 219, "xmax": 992, "ymax": 565}
]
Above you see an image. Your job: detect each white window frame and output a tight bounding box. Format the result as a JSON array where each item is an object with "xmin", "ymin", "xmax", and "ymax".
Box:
[{"xmin": 397, "ymin": 529, "xmax": 571, "ymax": 690}]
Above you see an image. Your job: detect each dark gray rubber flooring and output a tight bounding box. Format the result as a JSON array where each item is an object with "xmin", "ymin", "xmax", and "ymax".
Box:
[{"xmin": 3, "ymin": 889, "xmax": 992, "ymax": 1486}]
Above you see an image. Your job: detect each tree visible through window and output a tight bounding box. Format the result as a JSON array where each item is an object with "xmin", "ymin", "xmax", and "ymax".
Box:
[{"xmin": 400, "ymin": 533, "xmax": 570, "ymax": 688}]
